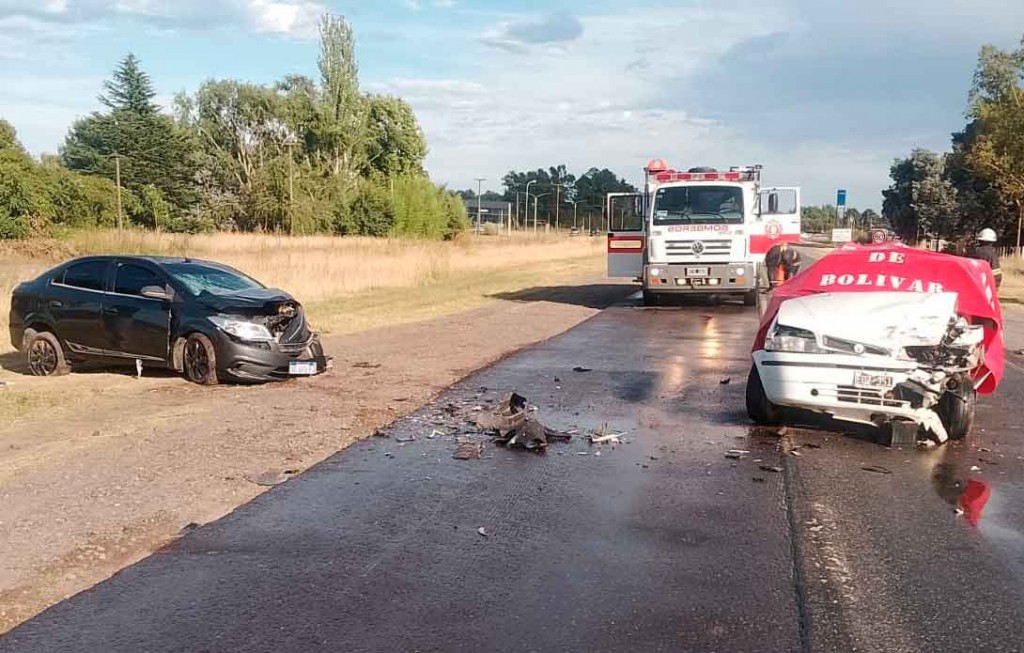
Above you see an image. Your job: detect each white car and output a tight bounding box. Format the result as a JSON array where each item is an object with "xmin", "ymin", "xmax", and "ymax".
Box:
[{"xmin": 746, "ymin": 291, "xmax": 984, "ymax": 442}]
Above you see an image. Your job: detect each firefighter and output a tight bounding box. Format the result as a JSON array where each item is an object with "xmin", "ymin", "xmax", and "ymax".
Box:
[
  {"xmin": 765, "ymin": 241, "xmax": 802, "ymax": 288},
  {"xmin": 968, "ymin": 228, "xmax": 1002, "ymax": 288}
]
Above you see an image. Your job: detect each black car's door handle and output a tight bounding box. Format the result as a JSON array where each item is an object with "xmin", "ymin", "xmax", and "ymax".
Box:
[
  {"xmin": 102, "ymin": 307, "xmax": 120, "ymax": 315},
  {"xmin": 48, "ymin": 300, "xmax": 63, "ymax": 308}
]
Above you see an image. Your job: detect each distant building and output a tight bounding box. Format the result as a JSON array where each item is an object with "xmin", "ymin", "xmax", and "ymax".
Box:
[{"xmin": 463, "ymin": 199, "xmax": 512, "ymax": 225}]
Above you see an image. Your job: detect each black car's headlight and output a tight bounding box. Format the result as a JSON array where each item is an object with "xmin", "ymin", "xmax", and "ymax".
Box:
[{"xmin": 208, "ymin": 316, "xmax": 274, "ymax": 342}]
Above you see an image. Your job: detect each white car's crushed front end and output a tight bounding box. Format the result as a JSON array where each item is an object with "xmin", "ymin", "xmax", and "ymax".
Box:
[{"xmin": 752, "ymin": 292, "xmax": 984, "ymax": 441}]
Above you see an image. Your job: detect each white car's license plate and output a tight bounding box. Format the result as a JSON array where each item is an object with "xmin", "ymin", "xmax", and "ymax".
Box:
[
  {"xmin": 853, "ymin": 371, "xmax": 895, "ymax": 391},
  {"xmin": 685, "ymin": 267, "xmax": 710, "ymax": 277},
  {"xmin": 289, "ymin": 361, "xmax": 319, "ymax": 376}
]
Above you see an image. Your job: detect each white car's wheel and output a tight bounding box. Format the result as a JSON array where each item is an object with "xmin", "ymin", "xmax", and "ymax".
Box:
[
  {"xmin": 745, "ymin": 364, "xmax": 783, "ymax": 425},
  {"xmin": 937, "ymin": 376, "xmax": 976, "ymax": 440}
]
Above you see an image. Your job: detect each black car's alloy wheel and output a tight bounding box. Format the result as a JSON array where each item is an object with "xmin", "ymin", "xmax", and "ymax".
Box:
[
  {"xmin": 183, "ymin": 333, "xmax": 219, "ymax": 385},
  {"xmin": 25, "ymin": 330, "xmax": 70, "ymax": 377}
]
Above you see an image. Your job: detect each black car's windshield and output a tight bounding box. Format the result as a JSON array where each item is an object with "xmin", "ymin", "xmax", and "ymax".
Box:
[
  {"xmin": 162, "ymin": 263, "xmax": 264, "ymax": 296},
  {"xmin": 653, "ymin": 186, "xmax": 744, "ymax": 225}
]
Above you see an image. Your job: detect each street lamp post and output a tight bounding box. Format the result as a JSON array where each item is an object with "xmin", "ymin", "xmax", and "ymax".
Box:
[
  {"xmin": 474, "ymin": 177, "xmax": 486, "ymax": 236},
  {"xmin": 525, "ymin": 180, "xmax": 539, "ymax": 233},
  {"xmin": 572, "ymin": 200, "xmax": 586, "ymax": 229},
  {"xmin": 533, "ymin": 193, "xmax": 551, "ymax": 233}
]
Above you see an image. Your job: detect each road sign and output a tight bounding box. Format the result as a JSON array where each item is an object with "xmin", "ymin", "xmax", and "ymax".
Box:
[
  {"xmin": 837, "ymin": 189, "xmax": 847, "ymax": 207},
  {"xmin": 871, "ymin": 229, "xmax": 887, "ymax": 244},
  {"xmin": 832, "ymin": 228, "xmax": 853, "ymax": 243}
]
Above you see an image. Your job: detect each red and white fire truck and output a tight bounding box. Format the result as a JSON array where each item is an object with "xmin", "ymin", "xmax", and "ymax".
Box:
[{"xmin": 607, "ymin": 160, "xmax": 802, "ymax": 306}]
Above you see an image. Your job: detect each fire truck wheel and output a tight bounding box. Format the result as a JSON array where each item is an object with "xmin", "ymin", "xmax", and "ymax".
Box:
[
  {"xmin": 746, "ymin": 365, "xmax": 782, "ymax": 425},
  {"xmin": 742, "ymin": 290, "xmax": 757, "ymax": 307},
  {"xmin": 642, "ymin": 290, "xmax": 662, "ymax": 306},
  {"xmin": 936, "ymin": 375, "xmax": 976, "ymax": 440}
]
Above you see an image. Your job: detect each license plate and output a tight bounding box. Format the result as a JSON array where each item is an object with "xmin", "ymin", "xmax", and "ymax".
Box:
[
  {"xmin": 289, "ymin": 360, "xmax": 319, "ymax": 376},
  {"xmin": 685, "ymin": 267, "xmax": 710, "ymax": 277},
  {"xmin": 853, "ymin": 371, "xmax": 894, "ymax": 391}
]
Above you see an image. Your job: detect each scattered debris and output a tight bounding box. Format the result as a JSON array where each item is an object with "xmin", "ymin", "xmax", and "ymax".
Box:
[
  {"xmin": 790, "ymin": 450, "xmax": 803, "ymax": 457},
  {"xmin": 759, "ymin": 465, "xmax": 784, "ymax": 473},
  {"xmin": 809, "ymin": 525, "xmax": 825, "ymax": 533},
  {"xmin": 970, "ymin": 465, "xmax": 982, "ymax": 472},
  {"xmin": 477, "ymin": 527, "xmax": 488, "ymax": 537},
  {"xmin": 0, "ymin": 380, "xmax": 12, "ymax": 389},
  {"xmin": 135, "ymin": 359, "xmax": 143, "ymax": 379},
  {"xmin": 719, "ymin": 377, "xmax": 731, "ymax": 385},
  {"xmin": 454, "ymin": 439, "xmax": 483, "ymax": 460},
  {"xmin": 804, "ymin": 443, "xmax": 822, "ymax": 449},
  {"xmin": 572, "ymin": 366, "xmax": 593, "ymax": 373},
  {"xmin": 1016, "ymin": 349, "xmax": 1024, "ymax": 356},
  {"xmin": 577, "ymin": 452, "xmax": 589, "ymax": 456},
  {"xmin": 978, "ymin": 447, "xmax": 992, "ymax": 453},
  {"xmin": 244, "ymin": 470, "xmax": 299, "ymax": 487},
  {"xmin": 725, "ymin": 452, "xmax": 743, "ymax": 460},
  {"xmin": 861, "ymin": 465, "xmax": 892, "ymax": 475},
  {"xmin": 395, "ymin": 434, "xmax": 416, "ymax": 443},
  {"xmin": 353, "ymin": 361, "xmax": 382, "ymax": 369},
  {"xmin": 179, "ymin": 522, "xmax": 200, "ymax": 534},
  {"xmin": 590, "ymin": 433, "xmax": 622, "ymax": 445},
  {"xmin": 752, "ymin": 477, "xmax": 766, "ymax": 483},
  {"xmin": 427, "ymin": 429, "xmax": 443, "ymax": 440},
  {"xmin": 372, "ymin": 429, "xmax": 389, "ymax": 439},
  {"xmin": 474, "ymin": 393, "xmax": 571, "ymax": 452},
  {"xmin": 728, "ymin": 449, "xmax": 750, "ymax": 456}
]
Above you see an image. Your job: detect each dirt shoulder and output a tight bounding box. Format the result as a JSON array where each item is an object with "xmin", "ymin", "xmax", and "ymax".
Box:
[{"xmin": 0, "ymin": 280, "xmax": 632, "ymax": 633}]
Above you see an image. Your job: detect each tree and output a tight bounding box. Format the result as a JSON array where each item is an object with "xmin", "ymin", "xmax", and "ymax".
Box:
[
  {"xmin": 312, "ymin": 14, "xmax": 368, "ymax": 178},
  {"xmin": 62, "ymin": 54, "xmax": 197, "ymax": 219},
  {"xmin": 99, "ymin": 54, "xmax": 158, "ymax": 115},
  {"xmin": 964, "ymin": 37, "xmax": 1024, "ymax": 247},
  {"xmin": 882, "ymin": 149, "xmax": 959, "ymax": 246},
  {"xmin": 362, "ymin": 95, "xmax": 427, "ymax": 177}
]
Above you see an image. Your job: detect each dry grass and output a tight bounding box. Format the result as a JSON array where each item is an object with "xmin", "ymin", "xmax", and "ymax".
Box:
[
  {"xmin": 1001, "ymin": 254, "xmax": 1024, "ymax": 305},
  {"xmin": 1, "ymin": 231, "xmax": 605, "ymax": 354}
]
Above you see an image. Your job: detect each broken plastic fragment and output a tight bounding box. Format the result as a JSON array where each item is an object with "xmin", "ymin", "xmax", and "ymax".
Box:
[
  {"xmin": 477, "ymin": 527, "xmax": 488, "ymax": 537},
  {"xmin": 759, "ymin": 465, "xmax": 784, "ymax": 473},
  {"xmin": 861, "ymin": 465, "xmax": 892, "ymax": 475}
]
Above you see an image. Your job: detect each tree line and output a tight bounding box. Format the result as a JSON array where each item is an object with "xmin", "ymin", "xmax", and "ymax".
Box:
[
  {"xmin": 0, "ymin": 14, "xmax": 468, "ymax": 241},
  {"xmin": 883, "ymin": 35, "xmax": 1024, "ymax": 249}
]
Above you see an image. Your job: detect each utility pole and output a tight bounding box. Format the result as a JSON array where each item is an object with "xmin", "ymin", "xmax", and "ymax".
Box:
[
  {"xmin": 474, "ymin": 177, "xmax": 486, "ymax": 236},
  {"xmin": 114, "ymin": 153, "xmax": 123, "ymax": 232},
  {"xmin": 287, "ymin": 140, "xmax": 296, "ymax": 235},
  {"xmin": 554, "ymin": 183, "xmax": 562, "ymax": 230}
]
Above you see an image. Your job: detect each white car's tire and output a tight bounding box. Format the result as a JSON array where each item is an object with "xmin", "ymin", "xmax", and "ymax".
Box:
[
  {"xmin": 746, "ymin": 364, "xmax": 783, "ymax": 425},
  {"xmin": 937, "ymin": 376, "xmax": 976, "ymax": 440}
]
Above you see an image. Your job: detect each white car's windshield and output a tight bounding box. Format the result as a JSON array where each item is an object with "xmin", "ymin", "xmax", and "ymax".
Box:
[{"xmin": 653, "ymin": 185, "xmax": 744, "ymax": 225}]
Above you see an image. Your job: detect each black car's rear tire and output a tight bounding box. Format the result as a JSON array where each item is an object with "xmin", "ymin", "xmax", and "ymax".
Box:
[
  {"xmin": 743, "ymin": 290, "xmax": 757, "ymax": 307},
  {"xmin": 746, "ymin": 364, "xmax": 782, "ymax": 425},
  {"xmin": 642, "ymin": 290, "xmax": 662, "ymax": 306},
  {"xmin": 937, "ymin": 376, "xmax": 976, "ymax": 440},
  {"xmin": 25, "ymin": 329, "xmax": 70, "ymax": 377},
  {"xmin": 183, "ymin": 333, "xmax": 220, "ymax": 385}
]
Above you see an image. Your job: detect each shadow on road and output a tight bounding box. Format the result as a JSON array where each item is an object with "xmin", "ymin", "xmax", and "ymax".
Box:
[
  {"xmin": 0, "ymin": 351, "xmax": 27, "ymax": 374},
  {"xmin": 489, "ymin": 283, "xmax": 635, "ymax": 309}
]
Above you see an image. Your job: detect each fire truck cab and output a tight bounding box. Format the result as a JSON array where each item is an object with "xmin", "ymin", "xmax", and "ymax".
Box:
[{"xmin": 608, "ymin": 160, "xmax": 801, "ymax": 306}]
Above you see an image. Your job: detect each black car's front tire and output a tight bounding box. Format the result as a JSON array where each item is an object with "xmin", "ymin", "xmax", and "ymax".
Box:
[
  {"xmin": 937, "ymin": 375, "xmax": 976, "ymax": 440},
  {"xmin": 24, "ymin": 329, "xmax": 71, "ymax": 377},
  {"xmin": 183, "ymin": 333, "xmax": 220, "ymax": 385}
]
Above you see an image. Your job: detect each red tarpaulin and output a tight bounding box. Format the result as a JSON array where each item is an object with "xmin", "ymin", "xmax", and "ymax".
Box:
[{"xmin": 753, "ymin": 243, "xmax": 1004, "ymax": 394}]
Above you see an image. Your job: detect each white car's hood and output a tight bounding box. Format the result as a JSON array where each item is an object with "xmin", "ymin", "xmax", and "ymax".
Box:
[{"xmin": 775, "ymin": 292, "xmax": 958, "ymax": 349}]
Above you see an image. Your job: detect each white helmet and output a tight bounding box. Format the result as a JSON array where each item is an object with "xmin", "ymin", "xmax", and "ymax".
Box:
[{"xmin": 978, "ymin": 228, "xmax": 997, "ymax": 243}]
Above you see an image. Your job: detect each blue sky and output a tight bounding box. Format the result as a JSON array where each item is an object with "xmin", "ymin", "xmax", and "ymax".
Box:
[{"xmin": 2, "ymin": 1, "xmax": 1023, "ymax": 208}]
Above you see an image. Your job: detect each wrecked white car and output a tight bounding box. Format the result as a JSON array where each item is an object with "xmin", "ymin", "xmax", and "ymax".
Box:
[{"xmin": 747, "ymin": 245, "xmax": 1004, "ymax": 443}]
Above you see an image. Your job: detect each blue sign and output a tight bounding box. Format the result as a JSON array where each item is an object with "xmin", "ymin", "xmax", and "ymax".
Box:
[{"xmin": 837, "ymin": 189, "xmax": 847, "ymax": 207}]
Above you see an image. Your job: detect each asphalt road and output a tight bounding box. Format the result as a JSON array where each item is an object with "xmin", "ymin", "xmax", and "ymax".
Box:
[{"xmin": 4, "ymin": 290, "xmax": 1024, "ymax": 653}]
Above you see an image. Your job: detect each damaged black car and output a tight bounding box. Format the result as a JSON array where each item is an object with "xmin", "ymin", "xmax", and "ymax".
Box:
[{"xmin": 8, "ymin": 256, "xmax": 330, "ymax": 384}]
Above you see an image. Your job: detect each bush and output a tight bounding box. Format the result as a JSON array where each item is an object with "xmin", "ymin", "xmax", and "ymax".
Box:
[
  {"xmin": 0, "ymin": 206, "xmax": 29, "ymax": 239},
  {"xmin": 335, "ymin": 178, "xmax": 394, "ymax": 237}
]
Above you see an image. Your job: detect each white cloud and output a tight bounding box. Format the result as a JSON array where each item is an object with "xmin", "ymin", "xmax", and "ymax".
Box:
[
  {"xmin": 246, "ymin": 0, "xmax": 323, "ymax": 38},
  {"xmin": 404, "ymin": 0, "xmax": 421, "ymax": 11},
  {"xmin": 42, "ymin": 0, "xmax": 67, "ymax": 13}
]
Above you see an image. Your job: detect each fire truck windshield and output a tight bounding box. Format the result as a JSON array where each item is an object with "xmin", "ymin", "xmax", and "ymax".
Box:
[{"xmin": 652, "ymin": 186, "xmax": 744, "ymax": 225}]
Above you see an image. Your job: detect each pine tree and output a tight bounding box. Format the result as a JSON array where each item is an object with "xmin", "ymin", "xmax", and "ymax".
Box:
[{"xmin": 99, "ymin": 54, "xmax": 158, "ymax": 116}]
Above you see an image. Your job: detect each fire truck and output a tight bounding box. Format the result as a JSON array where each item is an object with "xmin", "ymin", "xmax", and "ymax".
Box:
[{"xmin": 607, "ymin": 160, "xmax": 802, "ymax": 306}]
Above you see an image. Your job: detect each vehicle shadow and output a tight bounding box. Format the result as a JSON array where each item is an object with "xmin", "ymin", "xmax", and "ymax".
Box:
[
  {"xmin": 488, "ymin": 284, "xmax": 636, "ymax": 309},
  {"xmin": 0, "ymin": 350, "xmax": 179, "ymax": 380}
]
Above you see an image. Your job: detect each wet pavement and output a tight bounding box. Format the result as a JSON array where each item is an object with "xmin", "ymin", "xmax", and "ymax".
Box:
[{"xmin": 5, "ymin": 295, "xmax": 1024, "ymax": 652}]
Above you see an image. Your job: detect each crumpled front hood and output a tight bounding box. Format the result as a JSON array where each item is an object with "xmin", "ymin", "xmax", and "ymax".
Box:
[
  {"xmin": 775, "ymin": 291, "xmax": 959, "ymax": 350},
  {"xmin": 196, "ymin": 287, "xmax": 295, "ymax": 312}
]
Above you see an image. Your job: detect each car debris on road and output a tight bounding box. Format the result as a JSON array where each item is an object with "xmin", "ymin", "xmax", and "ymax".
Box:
[{"xmin": 473, "ymin": 392, "xmax": 572, "ymax": 453}]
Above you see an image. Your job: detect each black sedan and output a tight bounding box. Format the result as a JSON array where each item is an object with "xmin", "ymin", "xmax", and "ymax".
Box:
[{"xmin": 8, "ymin": 256, "xmax": 329, "ymax": 384}]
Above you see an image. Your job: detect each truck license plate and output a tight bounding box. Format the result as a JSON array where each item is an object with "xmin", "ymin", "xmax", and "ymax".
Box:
[
  {"xmin": 685, "ymin": 267, "xmax": 710, "ymax": 277},
  {"xmin": 853, "ymin": 371, "xmax": 894, "ymax": 391},
  {"xmin": 289, "ymin": 361, "xmax": 319, "ymax": 376}
]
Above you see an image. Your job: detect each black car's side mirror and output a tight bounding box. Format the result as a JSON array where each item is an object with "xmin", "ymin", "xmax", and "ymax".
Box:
[{"xmin": 140, "ymin": 285, "xmax": 172, "ymax": 301}]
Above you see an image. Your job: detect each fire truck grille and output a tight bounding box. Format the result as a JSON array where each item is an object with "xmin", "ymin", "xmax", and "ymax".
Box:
[{"xmin": 664, "ymin": 239, "xmax": 732, "ymax": 260}]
